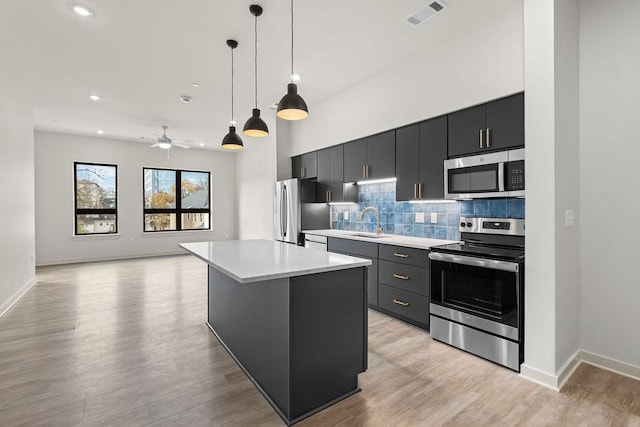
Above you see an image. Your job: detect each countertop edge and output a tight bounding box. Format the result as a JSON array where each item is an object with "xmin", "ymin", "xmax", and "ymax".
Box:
[{"xmin": 302, "ymin": 229, "xmax": 458, "ymax": 250}]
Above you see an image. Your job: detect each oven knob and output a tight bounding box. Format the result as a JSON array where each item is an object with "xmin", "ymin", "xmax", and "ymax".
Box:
[
  {"xmin": 466, "ymin": 222, "xmax": 473, "ymax": 227},
  {"xmin": 460, "ymin": 222, "xmax": 466, "ymax": 227}
]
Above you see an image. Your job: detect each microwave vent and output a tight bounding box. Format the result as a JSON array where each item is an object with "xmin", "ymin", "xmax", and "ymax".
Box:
[{"xmin": 406, "ymin": 1, "xmax": 448, "ymax": 27}]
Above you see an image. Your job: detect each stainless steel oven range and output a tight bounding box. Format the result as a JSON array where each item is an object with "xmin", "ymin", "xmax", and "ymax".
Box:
[{"xmin": 428, "ymin": 217, "xmax": 525, "ymax": 371}]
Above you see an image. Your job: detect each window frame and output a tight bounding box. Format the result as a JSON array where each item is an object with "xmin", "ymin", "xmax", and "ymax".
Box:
[
  {"xmin": 142, "ymin": 167, "xmax": 211, "ymax": 233},
  {"xmin": 74, "ymin": 161, "xmax": 118, "ymax": 236}
]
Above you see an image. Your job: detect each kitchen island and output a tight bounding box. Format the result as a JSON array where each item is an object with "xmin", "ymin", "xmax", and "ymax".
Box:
[{"xmin": 180, "ymin": 239, "xmax": 371, "ymax": 425}]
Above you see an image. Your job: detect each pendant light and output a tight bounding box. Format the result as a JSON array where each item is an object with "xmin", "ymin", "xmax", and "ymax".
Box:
[
  {"xmin": 276, "ymin": 0, "xmax": 308, "ymax": 121},
  {"xmin": 221, "ymin": 39, "xmax": 244, "ymax": 150},
  {"xmin": 243, "ymin": 5, "xmax": 269, "ymax": 137}
]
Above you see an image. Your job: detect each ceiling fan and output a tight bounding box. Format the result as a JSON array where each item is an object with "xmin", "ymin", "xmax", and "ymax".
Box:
[{"xmin": 147, "ymin": 125, "xmax": 192, "ymax": 150}]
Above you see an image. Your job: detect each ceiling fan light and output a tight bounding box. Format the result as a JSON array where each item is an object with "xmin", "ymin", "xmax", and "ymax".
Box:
[
  {"xmin": 277, "ymin": 83, "xmax": 308, "ymax": 121},
  {"xmin": 221, "ymin": 126, "xmax": 244, "ymax": 150},
  {"xmin": 158, "ymin": 141, "xmax": 172, "ymax": 149},
  {"xmin": 243, "ymin": 108, "xmax": 269, "ymax": 137}
]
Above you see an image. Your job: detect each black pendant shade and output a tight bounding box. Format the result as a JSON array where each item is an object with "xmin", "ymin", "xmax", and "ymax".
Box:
[
  {"xmin": 222, "ymin": 125, "xmax": 244, "ymax": 150},
  {"xmin": 277, "ymin": 83, "xmax": 308, "ymax": 121},
  {"xmin": 277, "ymin": 0, "xmax": 308, "ymax": 121},
  {"xmin": 222, "ymin": 39, "xmax": 244, "ymax": 150},
  {"xmin": 243, "ymin": 5, "xmax": 269, "ymax": 137},
  {"xmin": 243, "ymin": 108, "xmax": 269, "ymax": 137}
]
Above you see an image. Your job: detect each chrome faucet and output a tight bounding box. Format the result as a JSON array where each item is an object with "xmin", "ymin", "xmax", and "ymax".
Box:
[{"xmin": 361, "ymin": 207, "xmax": 383, "ymax": 235}]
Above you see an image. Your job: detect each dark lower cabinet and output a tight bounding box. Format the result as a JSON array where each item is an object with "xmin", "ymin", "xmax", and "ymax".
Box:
[
  {"xmin": 328, "ymin": 237, "xmax": 430, "ymax": 330},
  {"xmin": 448, "ymin": 92, "xmax": 524, "ymax": 158}
]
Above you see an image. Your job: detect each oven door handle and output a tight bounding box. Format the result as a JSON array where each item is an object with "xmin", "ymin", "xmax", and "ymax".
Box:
[{"xmin": 428, "ymin": 252, "xmax": 519, "ymax": 272}]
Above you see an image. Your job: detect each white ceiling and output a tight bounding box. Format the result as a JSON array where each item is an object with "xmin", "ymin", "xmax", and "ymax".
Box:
[{"xmin": 0, "ymin": 0, "xmax": 504, "ymax": 150}]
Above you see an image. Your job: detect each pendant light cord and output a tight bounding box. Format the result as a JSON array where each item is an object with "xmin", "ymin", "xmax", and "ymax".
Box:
[
  {"xmin": 230, "ymin": 46, "xmax": 234, "ymax": 123},
  {"xmin": 254, "ymin": 13, "xmax": 258, "ymax": 109},
  {"xmin": 290, "ymin": 0, "xmax": 294, "ymax": 80}
]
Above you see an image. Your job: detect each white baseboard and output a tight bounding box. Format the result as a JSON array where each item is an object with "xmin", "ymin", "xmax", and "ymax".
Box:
[
  {"xmin": 0, "ymin": 276, "xmax": 37, "ymax": 318},
  {"xmin": 36, "ymin": 251, "xmax": 188, "ymax": 267},
  {"xmin": 519, "ymin": 364, "xmax": 561, "ymax": 391},
  {"xmin": 521, "ymin": 350, "xmax": 640, "ymax": 392},
  {"xmin": 580, "ymin": 350, "xmax": 640, "ymax": 382}
]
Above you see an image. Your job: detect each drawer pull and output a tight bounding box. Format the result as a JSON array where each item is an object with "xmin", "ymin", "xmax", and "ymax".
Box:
[
  {"xmin": 393, "ymin": 253, "xmax": 410, "ymax": 258},
  {"xmin": 393, "ymin": 299, "xmax": 409, "ymax": 307},
  {"xmin": 393, "ymin": 274, "xmax": 409, "ymax": 280}
]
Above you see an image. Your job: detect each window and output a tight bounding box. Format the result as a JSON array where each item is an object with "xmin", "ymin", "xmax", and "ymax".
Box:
[
  {"xmin": 74, "ymin": 162, "xmax": 118, "ymax": 235},
  {"xmin": 143, "ymin": 168, "xmax": 211, "ymax": 232}
]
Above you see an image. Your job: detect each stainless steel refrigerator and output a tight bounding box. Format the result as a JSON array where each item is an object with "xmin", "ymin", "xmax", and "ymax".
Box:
[{"xmin": 274, "ymin": 178, "xmax": 329, "ymax": 245}]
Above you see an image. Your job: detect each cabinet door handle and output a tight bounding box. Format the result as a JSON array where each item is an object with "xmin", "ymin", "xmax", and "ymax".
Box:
[
  {"xmin": 393, "ymin": 274, "xmax": 409, "ymax": 280},
  {"xmin": 486, "ymin": 128, "xmax": 491, "ymax": 147},
  {"xmin": 362, "ymin": 165, "xmax": 366, "ymax": 179},
  {"xmin": 393, "ymin": 252, "xmax": 410, "ymax": 258},
  {"xmin": 479, "ymin": 129, "xmax": 484, "ymax": 148},
  {"xmin": 393, "ymin": 299, "xmax": 409, "ymax": 307},
  {"xmin": 413, "ymin": 183, "xmax": 417, "ymax": 199},
  {"xmin": 418, "ymin": 182, "xmax": 423, "ymax": 199},
  {"xmin": 301, "ymin": 167, "xmax": 305, "ymax": 178},
  {"xmin": 366, "ymin": 165, "xmax": 371, "ymax": 179}
]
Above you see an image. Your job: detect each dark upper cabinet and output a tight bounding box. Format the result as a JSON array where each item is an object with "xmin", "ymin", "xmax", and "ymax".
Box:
[
  {"xmin": 343, "ymin": 138, "xmax": 368, "ymax": 183},
  {"xmin": 395, "ymin": 116, "xmax": 447, "ymax": 201},
  {"xmin": 343, "ymin": 131, "xmax": 395, "ymax": 182},
  {"xmin": 317, "ymin": 145, "xmax": 357, "ymax": 203},
  {"xmin": 292, "ymin": 152, "xmax": 317, "ymax": 179},
  {"xmin": 367, "ymin": 131, "xmax": 396, "ymax": 179},
  {"xmin": 395, "ymin": 124, "xmax": 420, "ymax": 201},
  {"xmin": 448, "ymin": 92, "xmax": 524, "ymax": 158}
]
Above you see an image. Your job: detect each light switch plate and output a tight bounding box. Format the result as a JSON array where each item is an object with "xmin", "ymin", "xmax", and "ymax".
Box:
[
  {"xmin": 415, "ymin": 212, "xmax": 425, "ymax": 223},
  {"xmin": 431, "ymin": 212, "xmax": 438, "ymax": 224},
  {"xmin": 344, "ymin": 211, "xmax": 349, "ymax": 221},
  {"xmin": 565, "ymin": 210, "xmax": 574, "ymax": 227}
]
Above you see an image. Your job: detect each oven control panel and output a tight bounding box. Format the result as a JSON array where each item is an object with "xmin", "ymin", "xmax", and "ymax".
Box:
[
  {"xmin": 459, "ymin": 217, "xmax": 525, "ymax": 236},
  {"xmin": 505, "ymin": 160, "xmax": 525, "ymax": 191}
]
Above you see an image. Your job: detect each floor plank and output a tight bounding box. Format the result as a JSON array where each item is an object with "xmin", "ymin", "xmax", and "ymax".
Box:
[{"xmin": 0, "ymin": 255, "xmax": 638, "ymax": 426}]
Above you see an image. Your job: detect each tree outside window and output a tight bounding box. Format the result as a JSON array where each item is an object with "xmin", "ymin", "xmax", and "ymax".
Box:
[
  {"xmin": 143, "ymin": 168, "xmax": 210, "ymax": 232},
  {"xmin": 74, "ymin": 162, "xmax": 118, "ymax": 235}
]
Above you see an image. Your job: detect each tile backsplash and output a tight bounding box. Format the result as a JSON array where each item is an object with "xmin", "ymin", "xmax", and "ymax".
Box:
[{"xmin": 330, "ymin": 182, "xmax": 525, "ymax": 241}]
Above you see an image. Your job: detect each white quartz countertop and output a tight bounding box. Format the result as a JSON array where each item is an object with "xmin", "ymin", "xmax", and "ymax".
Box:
[
  {"xmin": 302, "ymin": 229, "xmax": 458, "ymax": 250},
  {"xmin": 180, "ymin": 239, "xmax": 371, "ymax": 284}
]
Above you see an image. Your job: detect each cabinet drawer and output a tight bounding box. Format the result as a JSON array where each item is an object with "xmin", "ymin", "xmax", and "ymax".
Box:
[
  {"xmin": 378, "ymin": 284, "xmax": 429, "ymax": 326},
  {"xmin": 328, "ymin": 238, "xmax": 378, "ymax": 258},
  {"xmin": 378, "ymin": 260, "xmax": 428, "ymax": 297},
  {"xmin": 379, "ymin": 244, "xmax": 429, "ymax": 267}
]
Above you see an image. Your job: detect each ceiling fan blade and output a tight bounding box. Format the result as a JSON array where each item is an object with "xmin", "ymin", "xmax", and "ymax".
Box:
[
  {"xmin": 172, "ymin": 138, "xmax": 193, "ymax": 144},
  {"xmin": 173, "ymin": 142, "xmax": 191, "ymax": 149},
  {"xmin": 150, "ymin": 143, "xmax": 160, "ymax": 148}
]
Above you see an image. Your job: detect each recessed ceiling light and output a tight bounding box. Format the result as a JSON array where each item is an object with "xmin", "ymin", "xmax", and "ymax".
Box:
[
  {"xmin": 89, "ymin": 94, "xmax": 101, "ymax": 101},
  {"xmin": 180, "ymin": 95, "xmax": 192, "ymax": 103},
  {"xmin": 192, "ymin": 82, "xmax": 200, "ymax": 88},
  {"xmin": 72, "ymin": 4, "xmax": 93, "ymax": 17},
  {"xmin": 230, "ymin": 120, "xmax": 237, "ymax": 126},
  {"xmin": 97, "ymin": 129, "xmax": 104, "ymax": 134},
  {"xmin": 199, "ymin": 142, "xmax": 204, "ymax": 147},
  {"xmin": 291, "ymin": 74, "xmax": 301, "ymax": 82}
]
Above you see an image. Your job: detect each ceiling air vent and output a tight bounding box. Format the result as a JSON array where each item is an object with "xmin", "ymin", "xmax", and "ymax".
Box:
[{"xmin": 406, "ymin": 1, "xmax": 448, "ymax": 27}]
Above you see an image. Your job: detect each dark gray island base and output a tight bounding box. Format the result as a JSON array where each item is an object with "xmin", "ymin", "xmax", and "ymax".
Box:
[{"xmin": 181, "ymin": 240, "xmax": 370, "ymax": 425}]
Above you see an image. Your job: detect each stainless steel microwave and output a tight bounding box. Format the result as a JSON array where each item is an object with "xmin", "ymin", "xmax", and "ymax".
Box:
[{"xmin": 444, "ymin": 148, "xmax": 525, "ymax": 200}]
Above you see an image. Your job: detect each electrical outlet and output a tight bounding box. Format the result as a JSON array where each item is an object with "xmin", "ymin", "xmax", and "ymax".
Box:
[
  {"xmin": 415, "ymin": 212, "xmax": 424, "ymax": 223},
  {"xmin": 431, "ymin": 212, "xmax": 438, "ymax": 224},
  {"xmin": 344, "ymin": 211, "xmax": 349, "ymax": 221}
]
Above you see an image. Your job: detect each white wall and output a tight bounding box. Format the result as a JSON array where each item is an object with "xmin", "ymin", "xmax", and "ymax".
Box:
[
  {"xmin": 235, "ymin": 119, "xmax": 277, "ymax": 240},
  {"xmin": 579, "ymin": 0, "xmax": 640, "ymax": 368},
  {"xmin": 0, "ymin": 67, "xmax": 36, "ymax": 315},
  {"xmin": 289, "ymin": 1, "xmax": 524, "ymax": 156},
  {"xmin": 34, "ymin": 131, "xmax": 237, "ymax": 265}
]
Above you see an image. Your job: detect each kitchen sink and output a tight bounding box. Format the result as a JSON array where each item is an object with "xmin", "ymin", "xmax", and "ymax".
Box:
[{"xmin": 349, "ymin": 232, "xmax": 389, "ymax": 239}]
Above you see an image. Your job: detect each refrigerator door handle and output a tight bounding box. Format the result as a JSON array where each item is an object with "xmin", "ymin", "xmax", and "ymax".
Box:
[{"xmin": 282, "ymin": 185, "xmax": 287, "ymax": 237}]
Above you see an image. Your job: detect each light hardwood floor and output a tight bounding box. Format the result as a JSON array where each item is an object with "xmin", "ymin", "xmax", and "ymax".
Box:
[{"xmin": 0, "ymin": 255, "xmax": 639, "ymax": 426}]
